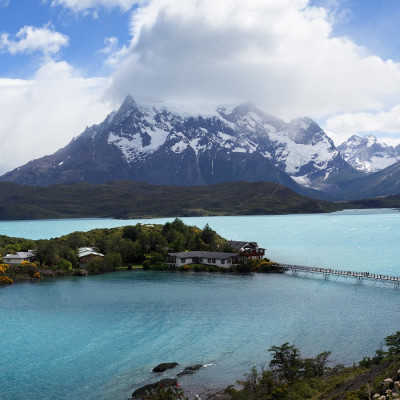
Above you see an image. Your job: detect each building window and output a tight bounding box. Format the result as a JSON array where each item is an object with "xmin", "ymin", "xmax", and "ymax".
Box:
[
  {"xmin": 208, "ymin": 258, "xmax": 212, "ymax": 263},
  {"xmin": 221, "ymin": 259, "xmax": 225, "ymax": 264},
  {"xmin": 212, "ymin": 258, "xmax": 216, "ymax": 263}
]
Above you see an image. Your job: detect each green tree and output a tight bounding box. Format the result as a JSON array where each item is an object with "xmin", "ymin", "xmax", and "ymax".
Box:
[
  {"xmin": 66, "ymin": 232, "xmax": 87, "ymax": 249},
  {"xmin": 57, "ymin": 259, "xmax": 73, "ymax": 270},
  {"xmin": 302, "ymin": 351, "xmax": 331, "ymax": 377},
  {"xmin": 385, "ymin": 331, "xmax": 400, "ymax": 356},
  {"xmin": 122, "ymin": 225, "xmax": 141, "ymax": 242},
  {"xmin": 201, "ymin": 224, "xmax": 216, "ymax": 247},
  {"xmin": 268, "ymin": 343, "xmax": 302, "ymax": 382},
  {"xmin": 104, "ymin": 253, "xmax": 123, "ymax": 270}
]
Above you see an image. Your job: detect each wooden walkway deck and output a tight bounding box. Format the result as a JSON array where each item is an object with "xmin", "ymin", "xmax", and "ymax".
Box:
[{"xmin": 281, "ymin": 264, "xmax": 400, "ymax": 289}]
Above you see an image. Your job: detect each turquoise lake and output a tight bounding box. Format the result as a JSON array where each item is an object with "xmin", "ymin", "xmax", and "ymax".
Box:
[{"xmin": 1, "ymin": 210, "xmax": 400, "ymax": 399}]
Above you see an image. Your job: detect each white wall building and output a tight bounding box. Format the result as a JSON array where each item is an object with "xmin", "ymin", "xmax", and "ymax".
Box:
[{"xmin": 166, "ymin": 251, "xmax": 239, "ymax": 268}]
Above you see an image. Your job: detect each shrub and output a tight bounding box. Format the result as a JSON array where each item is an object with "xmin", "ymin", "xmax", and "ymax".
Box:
[
  {"xmin": 33, "ymin": 272, "xmax": 41, "ymax": 279},
  {"xmin": 0, "ymin": 263, "xmax": 9, "ymax": 274},
  {"xmin": 104, "ymin": 253, "xmax": 123, "ymax": 270},
  {"xmin": 0, "ymin": 276, "xmax": 13, "ymax": 285},
  {"xmin": 57, "ymin": 259, "xmax": 73, "ymax": 271},
  {"xmin": 20, "ymin": 261, "xmax": 37, "ymax": 268},
  {"xmin": 150, "ymin": 252, "xmax": 165, "ymax": 264},
  {"xmin": 143, "ymin": 260, "xmax": 151, "ymax": 270},
  {"xmin": 10, "ymin": 264, "xmax": 38, "ymax": 276}
]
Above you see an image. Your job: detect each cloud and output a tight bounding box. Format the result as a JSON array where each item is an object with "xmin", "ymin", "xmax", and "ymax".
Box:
[
  {"xmin": 0, "ymin": 24, "xmax": 69, "ymax": 55},
  {"xmin": 0, "ymin": 61, "xmax": 114, "ymax": 175},
  {"xmin": 106, "ymin": 0, "xmax": 400, "ymax": 123},
  {"xmin": 99, "ymin": 36, "xmax": 130, "ymax": 68},
  {"xmin": 51, "ymin": 0, "xmax": 139, "ymax": 13},
  {"xmin": 325, "ymin": 104, "xmax": 400, "ymax": 142}
]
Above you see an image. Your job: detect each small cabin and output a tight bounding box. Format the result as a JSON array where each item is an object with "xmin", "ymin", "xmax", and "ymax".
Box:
[
  {"xmin": 2, "ymin": 251, "xmax": 35, "ymax": 265},
  {"xmin": 227, "ymin": 241, "xmax": 265, "ymax": 260},
  {"xmin": 78, "ymin": 247, "xmax": 104, "ymax": 265}
]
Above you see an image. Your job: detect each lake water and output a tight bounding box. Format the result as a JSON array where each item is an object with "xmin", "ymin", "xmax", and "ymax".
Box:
[
  {"xmin": 1, "ymin": 208, "xmax": 400, "ymax": 273},
  {"xmin": 1, "ymin": 210, "xmax": 400, "ymax": 400}
]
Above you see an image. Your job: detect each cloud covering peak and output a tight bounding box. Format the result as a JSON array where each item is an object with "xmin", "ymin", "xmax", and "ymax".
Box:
[{"xmin": 107, "ymin": 0, "xmax": 400, "ymax": 121}]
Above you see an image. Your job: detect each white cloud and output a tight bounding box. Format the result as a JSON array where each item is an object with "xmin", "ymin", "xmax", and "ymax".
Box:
[
  {"xmin": 99, "ymin": 36, "xmax": 130, "ymax": 68},
  {"xmin": 0, "ymin": 24, "xmax": 69, "ymax": 55},
  {"xmin": 106, "ymin": 0, "xmax": 400, "ymax": 124},
  {"xmin": 325, "ymin": 104, "xmax": 400, "ymax": 144},
  {"xmin": 51, "ymin": 0, "xmax": 139, "ymax": 13},
  {"xmin": 0, "ymin": 61, "xmax": 114, "ymax": 174}
]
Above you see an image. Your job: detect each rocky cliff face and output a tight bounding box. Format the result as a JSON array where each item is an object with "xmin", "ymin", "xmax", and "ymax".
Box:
[{"xmin": 0, "ymin": 96, "xmax": 357, "ymax": 195}]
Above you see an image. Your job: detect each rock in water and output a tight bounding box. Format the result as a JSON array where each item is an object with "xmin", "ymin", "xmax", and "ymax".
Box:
[
  {"xmin": 152, "ymin": 362, "xmax": 179, "ymax": 373},
  {"xmin": 132, "ymin": 378, "xmax": 178, "ymax": 398},
  {"xmin": 177, "ymin": 364, "xmax": 204, "ymax": 377}
]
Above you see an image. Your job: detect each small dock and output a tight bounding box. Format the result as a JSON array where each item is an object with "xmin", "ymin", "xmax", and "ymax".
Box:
[{"xmin": 281, "ymin": 264, "xmax": 400, "ymax": 289}]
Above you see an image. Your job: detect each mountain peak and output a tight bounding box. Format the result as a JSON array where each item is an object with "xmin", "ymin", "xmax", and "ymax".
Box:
[
  {"xmin": 0, "ymin": 96, "xmax": 355, "ymax": 195},
  {"xmin": 338, "ymin": 134, "xmax": 399, "ymax": 173}
]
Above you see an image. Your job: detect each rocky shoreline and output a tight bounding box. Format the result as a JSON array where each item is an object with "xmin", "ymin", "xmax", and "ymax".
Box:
[{"xmin": 131, "ymin": 362, "xmax": 231, "ymax": 400}]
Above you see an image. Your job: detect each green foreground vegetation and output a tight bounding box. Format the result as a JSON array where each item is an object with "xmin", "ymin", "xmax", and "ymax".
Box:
[
  {"xmin": 133, "ymin": 333, "xmax": 400, "ymax": 400},
  {"xmin": 225, "ymin": 332, "xmax": 400, "ymax": 400}
]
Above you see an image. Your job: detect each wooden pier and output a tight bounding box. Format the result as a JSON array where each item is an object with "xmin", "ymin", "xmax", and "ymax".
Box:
[{"xmin": 281, "ymin": 264, "xmax": 400, "ymax": 289}]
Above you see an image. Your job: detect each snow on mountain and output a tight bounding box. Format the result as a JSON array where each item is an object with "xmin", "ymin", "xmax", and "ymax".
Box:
[
  {"xmin": 338, "ymin": 134, "xmax": 400, "ymax": 173},
  {"xmin": 0, "ymin": 95, "xmax": 357, "ymax": 194}
]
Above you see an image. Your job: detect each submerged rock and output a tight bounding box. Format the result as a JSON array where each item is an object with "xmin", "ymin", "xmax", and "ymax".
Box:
[
  {"xmin": 132, "ymin": 378, "xmax": 178, "ymax": 398},
  {"xmin": 152, "ymin": 362, "xmax": 179, "ymax": 373},
  {"xmin": 177, "ymin": 364, "xmax": 204, "ymax": 377}
]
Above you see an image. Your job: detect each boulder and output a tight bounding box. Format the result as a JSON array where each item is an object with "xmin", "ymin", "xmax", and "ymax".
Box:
[
  {"xmin": 177, "ymin": 364, "xmax": 204, "ymax": 377},
  {"xmin": 132, "ymin": 378, "xmax": 177, "ymax": 398},
  {"xmin": 152, "ymin": 362, "xmax": 179, "ymax": 373}
]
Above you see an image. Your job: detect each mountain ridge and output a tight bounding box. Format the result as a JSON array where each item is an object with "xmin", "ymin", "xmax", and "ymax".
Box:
[
  {"xmin": 0, "ymin": 96, "xmax": 357, "ymax": 198},
  {"xmin": 0, "ymin": 180, "xmax": 341, "ymax": 220},
  {"xmin": 338, "ymin": 134, "xmax": 400, "ymax": 173}
]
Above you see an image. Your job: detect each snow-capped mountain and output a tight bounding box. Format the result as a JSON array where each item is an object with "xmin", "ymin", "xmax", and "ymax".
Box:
[
  {"xmin": 0, "ymin": 96, "xmax": 358, "ymax": 195},
  {"xmin": 338, "ymin": 134, "xmax": 400, "ymax": 173}
]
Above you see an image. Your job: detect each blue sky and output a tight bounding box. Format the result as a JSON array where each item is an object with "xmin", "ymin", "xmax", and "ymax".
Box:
[
  {"xmin": 1, "ymin": 0, "xmax": 400, "ymax": 174},
  {"xmin": 0, "ymin": 1, "xmax": 132, "ymax": 77},
  {"xmin": 328, "ymin": 0, "xmax": 400, "ymax": 61}
]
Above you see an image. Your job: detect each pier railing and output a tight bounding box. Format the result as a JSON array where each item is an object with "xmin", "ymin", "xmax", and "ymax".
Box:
[{"xmin": 281, "ymin": 264, "xmax": 400, "ymax": 289}]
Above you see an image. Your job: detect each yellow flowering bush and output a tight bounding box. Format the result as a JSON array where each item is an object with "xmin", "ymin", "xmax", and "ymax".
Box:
[
  {"xmin": 0, "ymin": 276, "xmax": 13, "ymax": 285},
  {"xmin": 20, "ymin": 260, "xmax": 36, "ymax": 267},
  {"xmin": 0, "ymin": 263, "xmax": 9, "ymax": 274},
  {"xmin": 33, "ymin": 272, "xmax": 41, "ymax": 279}
]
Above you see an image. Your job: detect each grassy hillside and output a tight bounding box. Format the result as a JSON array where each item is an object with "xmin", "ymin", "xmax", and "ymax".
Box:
[
  {"xmin": 0, "ymin": 180, "xmax": 341, "ymax": 220},
  {"xmin": 343, "ymin": 193, "xmax": 400, "ymax": 210}
]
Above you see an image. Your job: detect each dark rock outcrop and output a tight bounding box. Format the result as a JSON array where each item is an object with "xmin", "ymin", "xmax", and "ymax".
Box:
[
  {"xmin": 132, "ymin": 378, "xmax": 178, "ymax": 398},
  {"xmin": 177, "ymin": 364, "xmax": 204, "ymax": 377},
  {"xmin": 152, "ymin": 362, "xmax": 179, "ymax": 373}
]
